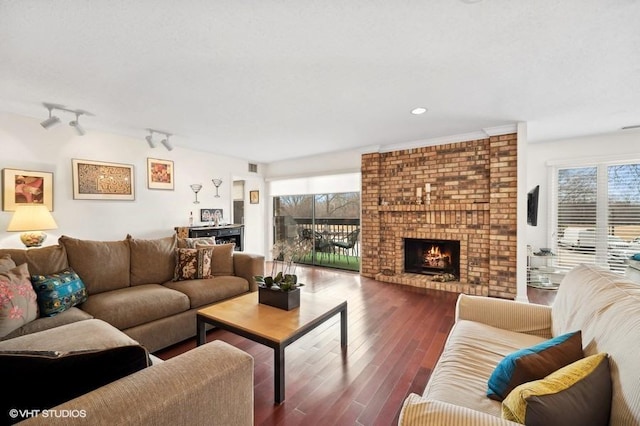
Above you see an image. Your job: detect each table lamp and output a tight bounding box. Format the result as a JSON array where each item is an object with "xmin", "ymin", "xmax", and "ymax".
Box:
[{"xmin": 6, "ymin": 205, "xmax": 58, "ymax": 248}]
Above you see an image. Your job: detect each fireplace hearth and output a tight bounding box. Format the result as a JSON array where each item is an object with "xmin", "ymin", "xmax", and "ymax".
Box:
[{"xmin": 404, "ymin": 238, "xmax": 460, "ymax": 278}]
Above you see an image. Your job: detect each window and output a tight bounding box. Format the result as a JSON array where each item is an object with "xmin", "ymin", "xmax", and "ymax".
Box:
[{"xmin": 554, "ymin": 162, "xmax": 640, "ymax": 273}]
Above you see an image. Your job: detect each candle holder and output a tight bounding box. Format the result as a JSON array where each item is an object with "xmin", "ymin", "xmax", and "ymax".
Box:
[
  {"xmin": 212, "ymin": 179, "xmax": 223, "ymax": 198},
  {"xmin": 190, "ymin": 184, "xmax": 203, "ymax": 204}
]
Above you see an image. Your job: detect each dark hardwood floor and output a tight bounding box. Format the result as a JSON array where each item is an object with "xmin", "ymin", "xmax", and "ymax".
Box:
[{"xmin": 155, "ymin": 265, "xmax": 555, "ymax": 425}]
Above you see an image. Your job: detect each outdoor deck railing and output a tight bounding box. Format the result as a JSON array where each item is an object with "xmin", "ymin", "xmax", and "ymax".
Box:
[{"xmin": 274, "ymin": 216, "xmax": 360, "ymax": 254}]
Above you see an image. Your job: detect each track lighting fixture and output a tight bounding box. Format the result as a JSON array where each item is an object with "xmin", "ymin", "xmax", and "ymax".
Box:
[
  {"xmin": 40, "ymin": 103, "xmax": 61, "ymax": 128},
  {"xmin": 146, "ymin": 129, "xmax": 173, "ymax": 151},
  {"xmin": 40, "ymin": 103, "xmax": 92, "ymax": 136}
]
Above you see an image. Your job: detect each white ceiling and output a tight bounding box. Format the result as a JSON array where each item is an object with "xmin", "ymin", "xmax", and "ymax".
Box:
[{"xmin": 1, "ymin": 1, "xmax": 639, "ymax": 163}]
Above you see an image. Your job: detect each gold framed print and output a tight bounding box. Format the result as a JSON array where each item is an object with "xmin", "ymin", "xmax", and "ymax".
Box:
[
  {"xmin": 249, "ymin": 190, "xmax": 259, "ymax": 204},
  {"xmin": 147, "ymin": 158, "xmax": 174, "ymax": 190},
  {"xmin": 72, "ymin": 159, "xmax": 135, "ymax": 200},
  {"xmin": 2, "ymin": 168, "xmax": 54, "ymax": 211}
]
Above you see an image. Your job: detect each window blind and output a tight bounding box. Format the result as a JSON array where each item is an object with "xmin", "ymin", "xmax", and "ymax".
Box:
[{"xmin": 555, "ymin": 163, "xmax": 640, "ymax": 274}]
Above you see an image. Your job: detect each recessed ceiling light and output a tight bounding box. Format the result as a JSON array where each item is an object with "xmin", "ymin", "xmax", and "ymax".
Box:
[{"xmin": 411, "ymin": 107, "xmax": 428, "ymax": 115}]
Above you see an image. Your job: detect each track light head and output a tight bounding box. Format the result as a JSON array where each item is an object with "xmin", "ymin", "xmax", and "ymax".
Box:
[
  {"xmin": 160, "ymin": 136, "xmax": 174, "ymax": 151},
  {"xmin": 41, "ymin": 103, "xmax": 61, "ymax": 129},
  {"xmin": 145, "ymin": 134, "xmax": 157, "ymax": 148},
  {"xmin": 69, "ymin": 121, "xmax": 85, "ymax": 136},
  {"xmin": 41, "ymin": 116, "xmax": 61, "ymax": 129},
  {"xmin": 69, "ymin": 112, "xmax": 86, "ymax": 136}
]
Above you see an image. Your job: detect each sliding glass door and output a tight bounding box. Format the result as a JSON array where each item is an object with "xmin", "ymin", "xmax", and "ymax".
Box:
[{"xmin": 273, "ymin": 192, "xmax": 360, "ymax": 271}]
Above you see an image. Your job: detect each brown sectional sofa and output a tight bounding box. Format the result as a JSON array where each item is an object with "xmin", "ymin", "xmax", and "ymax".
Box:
[
  {"xmin": 1, "ymin": 234, "xmax": 265, "ymax": 352},
  {"xmin": 0, "ymin": 234, "xmax": 264, "ymax": 425}
]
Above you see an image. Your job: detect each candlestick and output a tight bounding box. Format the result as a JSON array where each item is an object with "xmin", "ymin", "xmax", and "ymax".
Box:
[{"xmin": 425, "ymin": 183, "xmax": 431, "ymax": 193}]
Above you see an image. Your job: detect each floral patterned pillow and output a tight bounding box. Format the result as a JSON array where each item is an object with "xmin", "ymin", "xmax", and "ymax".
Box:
[
  {"xmin": 0, "ymin": 263, "xmax": 38, "ymax": 338},
  {"xmin": 173, "ymin": 247, "xmax": 214, "ymax": 281}
]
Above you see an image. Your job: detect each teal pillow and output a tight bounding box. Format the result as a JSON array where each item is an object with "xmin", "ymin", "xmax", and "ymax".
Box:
[
  {"xmin": 30, "ymin": 268, "xmax": 88, "ymax": 316},
  {"xmin": 487, "ymin": 331, "xmax": 583, "ymax": 401}
]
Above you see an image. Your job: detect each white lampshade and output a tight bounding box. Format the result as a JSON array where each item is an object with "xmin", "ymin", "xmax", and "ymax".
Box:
[
  {"xmin": 7, "ymin": 205, "xmax": 58, "ymax": 231},
  {"xmin": 7, "ymin": 205, "xmax": 58, "ymax": 248}
]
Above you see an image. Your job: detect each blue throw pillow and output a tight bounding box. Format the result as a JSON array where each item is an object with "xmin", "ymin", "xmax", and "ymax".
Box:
[
  {"xmin": 487, "ymin": 331, "xmax": 583, "ymax": 401},
  {"xmin": 30, "ymin": 268, "xmax": 88, "ymax": 316}
]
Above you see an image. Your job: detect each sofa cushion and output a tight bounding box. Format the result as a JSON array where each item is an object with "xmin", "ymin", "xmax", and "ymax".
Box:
[
  {"xmin": 210, "ymin": 243, "xmax": 235, "ymax": 276},
  {"xmin": 1, "ymin": 307, "xmax": 93, "ymax": 341},
  {"xmin": 174, "ymin": 247, "xmax": 213, "ymax": 281},
  {"xmin": 0, "ymin": 245, "xmax": 68, "ymax": 276},
  {"xmin": 553, "ymin": 264, "xmax": 640, "ymax": 426},
  {"xmin": 59, "ymin": 235, "xmax": 130, "ymax": 294},
  {"xmin": 424, "ymin": 320, "xmax": 546, "ymax": 418},
  {"xmin": 0, "ymin": 318, "xmax": 141, "ymax": 352},
  {"xmin": 502, "ymin": 353, "xmax": 611, "ymax": 425},
  {"xmin": 80, "ymin": 284, "xmax": 190, "ymax": 330},
  {"xmin": 164, "ymin": 276, "xmax": 249, "ymax": 308},
  {"xmin": 487, "ymin": 330, "xmax": 583, "ymax": 401},
  {"xmin": 128, "ymin": 234, "xmax": 177, "ymax": 285},
  {"xmin": 0, "ymin": 263, "xmax": 38, "ymax": 338},
  {"xmin": 0, "ymin": 345, "xmax": 150, "ymax": 423},
  {"xmin": 30, "ymin": 267, "xmax": 88, "ymax": 317}
]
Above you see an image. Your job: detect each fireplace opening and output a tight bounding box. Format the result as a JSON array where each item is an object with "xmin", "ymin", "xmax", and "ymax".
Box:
[{"xmin": 404, "ymin": 238, "xmax": 460, "ymax": 278}]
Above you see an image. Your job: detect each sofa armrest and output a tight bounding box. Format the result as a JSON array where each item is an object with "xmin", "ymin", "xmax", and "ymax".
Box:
[
  {"xmin": 399, "ymin": 395, "xmax": 520, "ymax": 426},
  {"xmin": 19, "ymin": 341, "xmax": 253, "ymax": 426},
  {"xmin": 233, "ymin": 252, "xmax": 265, "ymax": 292},
  {"xmin": 455, "ymin": 294, "xmax": 552, "ymax": 338}
]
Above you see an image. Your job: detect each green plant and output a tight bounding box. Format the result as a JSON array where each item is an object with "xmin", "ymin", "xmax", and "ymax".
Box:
[{"xmin": 254, "ymin": 236, "xmax": 312, "ymax": 292}]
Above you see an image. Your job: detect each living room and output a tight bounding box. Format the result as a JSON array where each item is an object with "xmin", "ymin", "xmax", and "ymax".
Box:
[{"xmin": 1, "ymin": 2, "xmax": 640, "ymax": 425}]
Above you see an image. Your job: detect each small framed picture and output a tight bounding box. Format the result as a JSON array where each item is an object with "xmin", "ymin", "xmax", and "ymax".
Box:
[
  {"xmin": 250, "ymin": 190, "xmax": 259, "ymax": 204},
  {"xmin": 147, "ymin": 158, "xmax": 174, "ymax": 190},
  {"xmin": 72, "ymin": 159, "xmax": 135, "ymax": 200},
  {"xmin": 200, "ymin": 209, "xmax": 223, "ymax": 223},
  {"xmin": 2, "ymin": 168, "xmax": 54, "ymax": 211}
]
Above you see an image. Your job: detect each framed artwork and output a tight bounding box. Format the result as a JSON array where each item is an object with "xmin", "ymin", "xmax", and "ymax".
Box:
[
  {"xmin": 72, "ymin": 159, "xmax": 135, "ymax": 200},
  {"xmin": 200, "ymin": 209, "xmax": 223, "ymax": 223},
  {"xmin": 147, "ymin": 158, "xmax": 174, "ymax": 190},
  {"xmin": 250, "ymin": 190, "xmax": 259, "ymax": 204},
  {"xmin": 2, "ymin": 168, "xmax": 54, "ymax": 211}
]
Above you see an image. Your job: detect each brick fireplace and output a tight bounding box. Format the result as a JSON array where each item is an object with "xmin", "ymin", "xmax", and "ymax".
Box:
[{"xmin": 361, "ymin": 134, "xmax": 518, "ymax": 299}]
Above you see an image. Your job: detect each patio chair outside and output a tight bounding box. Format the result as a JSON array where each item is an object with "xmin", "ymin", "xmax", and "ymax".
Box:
[{"xmin": 331, "ymin": 228, "xmax": 360, "ymax": 263}]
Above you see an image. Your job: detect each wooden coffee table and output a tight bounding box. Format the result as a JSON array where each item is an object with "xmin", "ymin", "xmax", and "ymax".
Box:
[{"xmin": 196, "ymin": 291, "xmax": 347, "ymax": 404}]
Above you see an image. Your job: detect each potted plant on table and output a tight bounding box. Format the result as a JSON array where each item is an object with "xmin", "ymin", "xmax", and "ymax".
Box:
[{"xmin": 255, "ymin": 236, "xmax": 312, "ymax": 310}]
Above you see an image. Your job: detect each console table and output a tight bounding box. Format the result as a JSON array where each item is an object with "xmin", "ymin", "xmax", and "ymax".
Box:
[{"xmin": 175, "ymin": 224, "xmax": 244, "ymax": 251}]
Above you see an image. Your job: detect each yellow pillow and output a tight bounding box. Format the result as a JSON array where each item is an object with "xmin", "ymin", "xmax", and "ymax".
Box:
[{"xmin": 502, "ymin": 353, "xmax": 611, "ymax": 425}]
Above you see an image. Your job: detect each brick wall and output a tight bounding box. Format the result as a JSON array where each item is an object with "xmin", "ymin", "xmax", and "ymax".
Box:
[{"xmin": 361, "ymin": 134, "xmax": 517, "ymax": 298}]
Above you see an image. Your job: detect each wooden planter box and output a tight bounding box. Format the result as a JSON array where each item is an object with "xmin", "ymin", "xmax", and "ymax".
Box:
[{"xmin": 258, "ymin": 287, "xmax": 300, "ymax": 310}]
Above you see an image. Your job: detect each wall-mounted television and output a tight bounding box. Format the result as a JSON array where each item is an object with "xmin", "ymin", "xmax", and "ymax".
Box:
[{"xmin": 527, "ymin": 185, "xmax": 540, "ymax": 226}]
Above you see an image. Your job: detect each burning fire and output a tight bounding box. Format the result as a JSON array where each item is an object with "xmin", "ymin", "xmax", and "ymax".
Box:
[{"xmin": 424, "ymin": 245, "xmax": 451, "ymax": 268}]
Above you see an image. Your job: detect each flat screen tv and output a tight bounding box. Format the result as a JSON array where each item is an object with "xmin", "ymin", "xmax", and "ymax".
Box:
[{"xmin": 527, "ymin": 185, "xmax": 540, "ymax": 226}]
